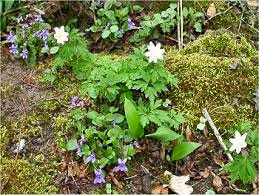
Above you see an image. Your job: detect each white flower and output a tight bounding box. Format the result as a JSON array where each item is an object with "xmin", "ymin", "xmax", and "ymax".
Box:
[
  {"xmin": 13, "ymin": 139, "xmax": 26, "ymax": 153},
  {"xmin": 164, "ymin": 171, "xmax": 193, "ymax": 195},
  {"xmin": 54, "ymin": 26, "xmax": 69, "ymax": 45},
  {"xmin": 229, "ymin": 131, "xmax": 247, "ymax": 154},
  {"xmin": 144, "ymin": 42, "xmax": 165, "ymax": 63}
]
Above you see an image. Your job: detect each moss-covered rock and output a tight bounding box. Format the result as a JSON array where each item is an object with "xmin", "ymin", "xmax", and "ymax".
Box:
[
  {"xmin": 0, "ymin": 158, "xmax": 58, "ymax": 194},
  {"xmin": 182, "ymin": 31, "xmax": 257, "ymax": 57},
  {"xmin": 166, "ymin": 32, "xmax": 257, "ymax": 130}
]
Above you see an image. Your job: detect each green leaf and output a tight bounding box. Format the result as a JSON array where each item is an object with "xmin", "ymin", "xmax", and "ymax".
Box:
[
  {"xmin": 102, "ymin": 30, "xmax": 111, "ymax": 39},
  {"xmin": 4, "ymin": 0, "xmax": 15, "ymax": 12},
  {"xmin": 66, "ymin": 139, "xmax": 78, "ymax": 151},
  {"xmin": 171, "ymin": 142, "xmax": 201, "ymax": 161},
  {"xmin": 132, "ymin": 5, "xmax": 143, "ymax": 12},
  {"xmin": 161, "ymin": 11, "xmax": 168, "ymax": 18},
  {"xmin": 120, "ymin": 7, "xmax": 129, "ymax": 17},
  {"xmin": 194, "ymin": 22, "xmax": 202, "ymax": 32},
  {"xmin": 50, "ymin": 46, "xmax": 59, "ymax": 54},
  {"xmin": 199, "ymin": 116, "xmax": 207, "ymax": 123},
  {"xmin": 41, "ymin": 47, "xmax": 49, "ymax": 54},
  {"xmin": 146, "ymin": 126, "xmax": 181, "ymax": 141},
  {"xmin": 124, "ymin": 98, "xmax": 144, "ymax": 139},
  {"xmin": 110, "ymin": 25, "xmax": 119, "ymax": 33}
]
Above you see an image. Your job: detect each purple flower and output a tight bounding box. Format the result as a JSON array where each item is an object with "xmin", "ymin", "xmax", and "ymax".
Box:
[
  {"xmin": 78, "ymin": 135, "xmax": 85, "ymax": 146},
  {"xmin": 77, "ymin": 100, "xmax": 85, "ymax": 108},
  {"xmin": 7, "ymin": 32, "xmax": 16, "ymax": 43},
  {"xmin": 34, "ymin": 30, "xmax": 42, "ymax": 38},
  {"xmin": 70, "ymin": 96, "xmax": 79, "ymax": 108},
  {"xmin": 35, "ymin": 14, "xmax": 44, "ymax": 22},
  {"xmin": 9, "ymin": 44, "xmax": 19, "ymax": 55},
  {"xmin": 86, "ymin": 153, "xmax": 96, "ymax": 164},
  {"xmin": 76, "ymin": 145, "xmax": 83, "ymax": 157},
  {"xmin": 94, "ymin": 169, "xmax": 105, "ymax": 184},
  {"xmin": 20, "ymin": 49, "xmax": 28, "ymax": 59},
  {"xmin": 40, "ymin": 29, "xmax": 49, "ymax": 40},
  {"xmin": 22, "ymin": 25, "xmax": 28, "ymax": 36},
  {"xmin": 128, "ymin": 18, "xmax": 135, "ymax": 30},
  {"xmin": 17, "ymin": 16, "xmax": 23, "ymax": 23},
  {"xmin": 114, "ymin": 158, "xmax": 128, "ymax": 172}
]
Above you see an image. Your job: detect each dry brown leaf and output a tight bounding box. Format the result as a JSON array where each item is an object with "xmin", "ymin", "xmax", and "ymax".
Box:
[
  {"xmin": 160, "ymin": 143, "xmax": 165, "ymax": 161},
  {"xmin": 212, "ymin": 172, "xmax": 223, "ymax": 192},
  {"xmin": 213, "ymin": 155, "xmax": 224, "ymax": 166},
  {"xmin": 67, "ymin": 162, "xmax": 80, "ymax": 177},
  {"xmin": 109, "ymin": 170, "xmax": 124, "ymax": 189},
  {"xmin": 151, "ymin": 185, "xmax": 168, "ymax": 195},
  {"xmin": 207, "ymin": 3, "xmax": 216, "ymax": 17},
  {"xmin": 199, "ymin": 168, "xmax": 210, "ymax": 179},
  {"xmin": 252, "ymin": 177, "xmax": 259, "ymax": 194},
  {"xmin": 185, "ymin": 126, "xmax": 193, "ymax": 141}
]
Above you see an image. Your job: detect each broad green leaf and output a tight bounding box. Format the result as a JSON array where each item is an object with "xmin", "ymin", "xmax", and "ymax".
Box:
[
  {"xmin": 199, "ymin": 116, "xmax": 207, "ymax": 123},
  {"xmin": 120, "ymin": 7, "xmax": 129, "ymax": 17},
  {"xmin": 146, "ymin": 126, "xmax": 181, "ymax": 141},
  {"xmin": 102, "ymin": 30, "xmax": 110, "ymax": 39},
  {"xmin": 41, "ymin": 46, "xmax": 49, "ymax": 53},
  {"xmin": 4, "ymin": 0, "xmax": 15, "ymax": 12},
  {"xmin": 132, "ymin": 5, "xmax": 143, "ymax": 12},
  {"xmin": 110, "ymin": 25, "xmax": 119, "ymax": 33},
  {"xmin": 124, "ymin": 98, "xmax": 143, "ymax": 139},
  {"xmin": 50, "ymin": 46, "xmax": 59, "ymax": 54},
  {"xmin": 66, "ymin": 139, "xmax": 78, "ymax": 151},
  {"xmin": 171, "ymin": 142, "xmax": 201, "ymax": 161}
]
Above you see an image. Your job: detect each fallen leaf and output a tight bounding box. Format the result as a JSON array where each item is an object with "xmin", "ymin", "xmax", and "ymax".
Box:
[
  {"xmin": 253, "ymin": 177, "xmax": 259, "ymax": 194},
  {"xmin": 67, "ymin": 162, "xmax": 80, "ymax": 177},
  {"xmin": 185, "ymin": 126, "xmax": 193, "ymax": 141},
  {"xmin": 200, "ymin": 168, "xmax": 210, "ymax": 179},
  {"xmin": 152, "ymin": 185, "xmax": 168, "ymax": 195},
  {"xmin": 212, "ymin": 172, "xmax": 223, "ymax": 192},
  {"xmin": 207, "ymin": 3, "xmax": 216, "ymax": 17},
  {"xmin": 160, "ymin": 143, "xmax": 165, "ymax": 161},
  {"xmin": 213, "ymin": 155, "xmax": 224, "ymax": 166},
  {"xmin": 164, "ymin": 171, "xmax": 193, "ymax": 195},
  {"xmin": 109, "ymin": 170, "xmax": 124, "ymax": 189}
]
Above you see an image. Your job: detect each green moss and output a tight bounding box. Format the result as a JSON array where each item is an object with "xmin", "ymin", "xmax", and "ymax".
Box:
[
  {"xmin": 0, "ymin": 158, "xmax": 58, "ymax": 194},
  {"xmin": 165, "ymin": 32, "xmax": 257, "ymax": 129},
  {"xmin": 182, "ymin": 31, "xmax": 257, "ymax": 57}
]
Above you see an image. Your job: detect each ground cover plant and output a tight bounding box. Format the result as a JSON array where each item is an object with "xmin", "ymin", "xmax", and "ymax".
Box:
[{"xmin": 1, "ymin": 0, "xmax": 258, "ymax": 194}]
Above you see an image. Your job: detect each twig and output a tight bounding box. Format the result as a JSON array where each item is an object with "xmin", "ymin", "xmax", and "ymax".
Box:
[
  {"xmin": 229, "ymin": 183, "xmax": 246, "ymax": 193},
  {"xmin": 163, "ymin": 35, "xmax": 179, "ymax": 43},
  {"xmin": 202, "ymin": 108, "xmax": 233, "ymax": 161},
  {"xmin": 205, "ymin": 6, "xmax": 234, "ymax": 23},
  {"xmin": 177, "ymin": 1, "xmax": 181, "ymax": 49},
  {"xmin": 124, "ymin": 175, "xmax": 139, "ymax": 180},
  {"xmin": 180, "ymin": 0, "xmax": 184, "ymax": 48},
  {"xmin": 238, "ymin": 7, "xmax": 245, "ymax": 32}
]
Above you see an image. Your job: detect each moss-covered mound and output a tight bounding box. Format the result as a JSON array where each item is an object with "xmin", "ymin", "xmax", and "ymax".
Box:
[
  {"xmin": 166, "ymin": 32, "xmax": 257, "ymax": 130},
  {"xmin": 0, "ymin": 158, "xmax": 58, "ymax": 194}
]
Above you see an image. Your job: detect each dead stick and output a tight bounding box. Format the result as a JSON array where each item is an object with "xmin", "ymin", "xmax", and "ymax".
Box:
[{"xmin": 202, "ymin": 108, "xmax": 233, "ymax": 161}]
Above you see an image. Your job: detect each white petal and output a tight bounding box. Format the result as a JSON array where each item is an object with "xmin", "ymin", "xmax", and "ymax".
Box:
[
  {"xmin": 241, "ymin": 133, "xmax": 247, "ymax": 141},
  {"xmin": 236, "ymin": 146, "xmax": 241, "ymax": 154},
  {"xmin": 60, "ymin": 26, "xmax": 65, "ymax": 31},
  {"xmin": 229, "ymin": 144, "xmax": 236, "ymax": 152},
  {"xmin": 229, "ymin": 138, "xmax": 235, "ymax": 144},
  {"xmin": 235, "ymin": 131, "xmax": 241, "ymax": 139},
  {"xmin": 156, "ymin": 42, "xmax": 161, "ymax": 48}
]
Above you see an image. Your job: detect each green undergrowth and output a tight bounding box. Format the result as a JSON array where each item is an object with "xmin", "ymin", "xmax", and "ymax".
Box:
[{"xmin": 165, "ymin": 31, "xmax": 257, "ymax": 130}]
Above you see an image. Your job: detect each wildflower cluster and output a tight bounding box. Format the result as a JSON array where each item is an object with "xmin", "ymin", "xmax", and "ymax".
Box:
[
  {"xmin": 6, "ymin": 12, "xmax": 51, "ymax": 64},
  {"xmin": 6, "ymin": 12, "xmax": 69, "ymax": 65}
]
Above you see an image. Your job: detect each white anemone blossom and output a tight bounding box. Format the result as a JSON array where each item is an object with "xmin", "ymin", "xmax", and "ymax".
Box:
[
  {"xmin": 229, "ymin": 131, "xmax": 247, "ymax": 154},
  {"xmin": 54, "ymin": 26, "xmax": 69, "ymax": 45},
  {"xmin": 164, "ymin": 171, "xmax": 193, "ymax": 195},
  {"xmin": 145, "ymin": 42, "xmax": 165, "ymax": 63}
]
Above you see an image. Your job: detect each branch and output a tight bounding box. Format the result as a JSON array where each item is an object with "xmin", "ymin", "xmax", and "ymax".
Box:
[
  {"xmin": 202, "ymin": 108, "xmax": 233, "ymax": 161},
  {"xmin": 205, "ymin": 6, "xmax": 234, "ymax": 23}
]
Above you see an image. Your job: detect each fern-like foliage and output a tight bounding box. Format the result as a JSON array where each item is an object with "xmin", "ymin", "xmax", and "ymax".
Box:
[{"xmin": 51, "ymin": 28, "xmax": 94, "ymax": 80}]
